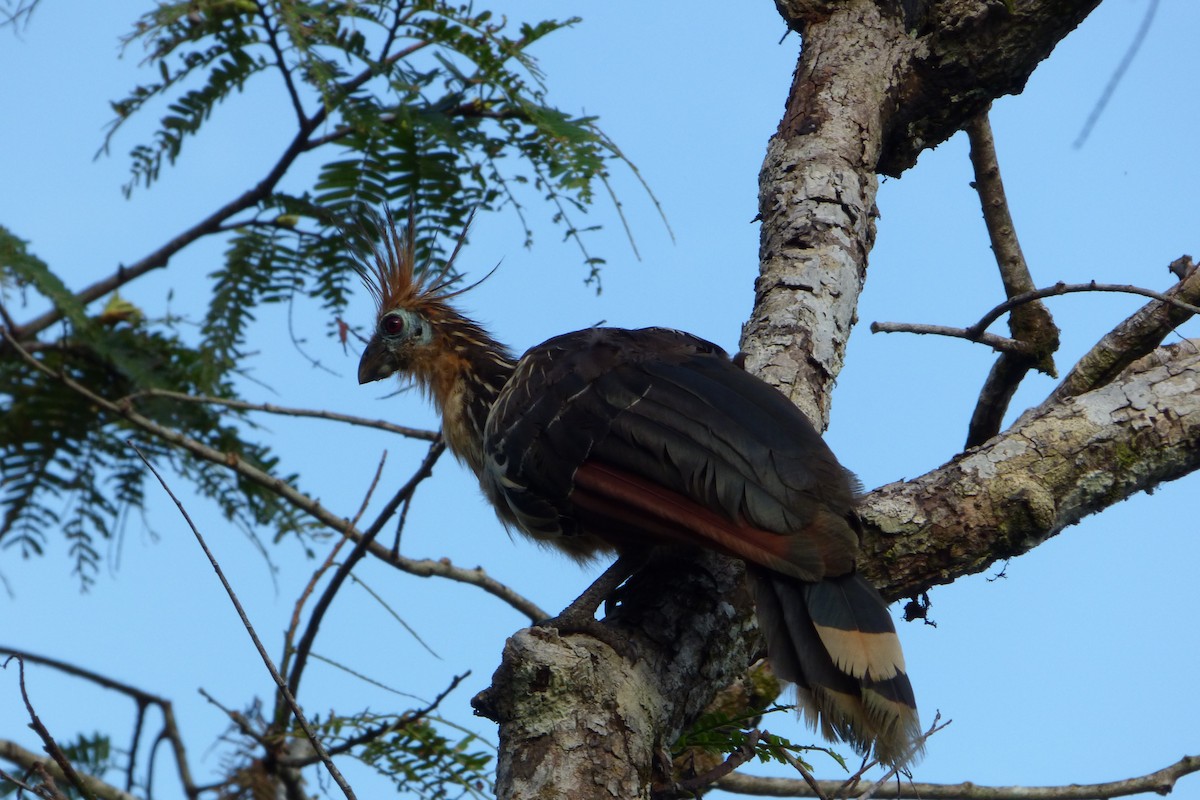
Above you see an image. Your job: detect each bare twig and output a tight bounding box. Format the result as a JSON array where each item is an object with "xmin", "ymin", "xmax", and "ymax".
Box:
[
  {"xmin": 128, "ymin": 444, "xmax": 359, "ymax": 800},
  {"xmin": 0, "ymin": 645, "xmax": 197, "ymax": 799},
  {"xmin": 4, "ymin": 656, "xmax": 97, "ymax": 800},
  {"xmin": 716, "ymin": 752, "xmax": 1200, "ymax": 798},
  {"xmin": 1074, "ymin": 0, "xmax": 1159, "ymax": 149},
  {"xmin": 868, "ymin": 321, "xmax": 1030, "ymax": 354},
  {"xmin": 777, "ymin": 746, "xmax": 827, "ymax": 800},
  {"xmin": 281, "ymin": 451, "xmax": 390, "ymax": 691},
  {"xmin": 963, "ymin": 112, "xmax": 1059, "ymax": 447},
  {"xmin": 0, "ymin": 327, "xmax": 546, "ymax": 621},
  {"xmin": 873, "ymin": 282, "xmax": 1200, "ymax": 351},
  {"xmin": 124, "ymin": 389, "xmax": 439, "ymax": 440},
  {"xmin": 285, "ymin": 439, "xmax": 446, "ymax": 703},
  {"xmin": 853, "ymin": 713, "xmax": 947, "ymax": 800},
  {"xmin": 1043, "ymin": 256, "xmax": 1200, "ymax": 406},
  {"xmin": 969, "ymin": 282, "xmax": 1200, "ymax": 337},
  {"xmin": 0, "ymin": 742, "xmax": 140, "ymax": 800},
  {"xmin": 197, "ymin": 689, "xmax": 271, "ymax": 747}
]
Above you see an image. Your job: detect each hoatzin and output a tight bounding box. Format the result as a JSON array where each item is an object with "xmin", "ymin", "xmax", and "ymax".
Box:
[{"xmin": 357, "ymin": 225, "xmax": 921, "ymax": 766}]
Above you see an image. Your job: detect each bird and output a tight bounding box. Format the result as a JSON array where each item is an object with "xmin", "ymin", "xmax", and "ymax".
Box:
[{"xmin": 356, "ymin": 220, "xmax": 922, "ymax": 767}]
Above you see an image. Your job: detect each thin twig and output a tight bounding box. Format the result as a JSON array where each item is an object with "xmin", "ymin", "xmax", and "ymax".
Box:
[
  {"xmin": 12, "ymin": 27, "xmax": 431, "ymax": 340},
  {"xmin": 1073, "ymin": 0, "xmax": 1159, "ymax": 149},
  {"xmin": 128, "ymin": 444, "xmax": 359, "ymax": 800},
  {"xmin": 281, "ymin": 451, "xmax": 390, "ymax": 690},
  {"xmin": 778, "ymin": 746, "xmax": 827, "ymax": 800},
  {"xmin": 286, "ymin": 440, "xmax": 446, "ymax": 702},
  {"xmin": 123, "ymin": 388, "xmax": 439, "ymax": 440},
  {"xmin": 868, "ymin": 321, "xmax": 1030, "ymax": 354},
  {"xmin": 968, "ymin": 281, "xmax": 1200, "ymax": 337},
  {"xmin": 854, "ymin": 713, "xmax": 947, "ymax": 800},
  {"xmin": 873, "ymin": 282, "xmax": 1200, "ymax": 350},
  {"xmin": 1044, "ymin": 256, "xmax": 1200, "ymax": 405},
  {"xmin": 278, "ymin": 672, "xmax": 471, "ymax": 767},
  {"xmin": 253, "ymin": 0, "xmax": 308, "ymax": 127},
  {"xmin": 4, "ymin": 656, "xmax": 97, "ymax": 800}
]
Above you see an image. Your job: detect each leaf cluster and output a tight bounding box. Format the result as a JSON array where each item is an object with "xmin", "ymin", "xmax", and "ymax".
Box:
[
  {"xmin": 321, "ymin": 713, "xmax": 493, "ymax": 800},
  {"xmin": 1, "ymin": 226, "xmax": 308, "ymax": 587},
  {"xmin": 673, "ymin": 705, "xmax": 848, "ymax": 773}
]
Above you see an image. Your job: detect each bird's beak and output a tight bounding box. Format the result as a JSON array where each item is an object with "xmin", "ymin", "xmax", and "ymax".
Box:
[{"xmin": 358, "ymin": 336, "xmax": 398, "ymax": 384}]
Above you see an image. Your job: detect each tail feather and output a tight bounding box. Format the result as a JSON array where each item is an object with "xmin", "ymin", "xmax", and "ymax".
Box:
[{"xmin": 749, "ymin": 569, "xmax": 922, "ymax": 767}]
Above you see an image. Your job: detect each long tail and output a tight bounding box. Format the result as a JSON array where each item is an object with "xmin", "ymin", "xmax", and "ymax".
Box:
[{"xmin": 749, "ymin": 569, "xmax": 922, "ymax": 767}]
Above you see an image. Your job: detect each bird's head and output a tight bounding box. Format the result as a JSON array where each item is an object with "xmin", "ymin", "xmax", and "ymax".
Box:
[{"xmin": 357, "ymin": 216, "xmax": 458, "ymax": 389}]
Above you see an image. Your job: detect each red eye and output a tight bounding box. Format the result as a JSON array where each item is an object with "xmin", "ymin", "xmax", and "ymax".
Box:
[{"xmin": 381, "ymin": 314, "xmax": 406, "ymax": 336}]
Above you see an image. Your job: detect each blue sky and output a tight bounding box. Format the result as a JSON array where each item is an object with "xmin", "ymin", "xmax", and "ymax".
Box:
[{"xmin": 2, "ymin": 1, "xmax": 1198, "ymax": 797}]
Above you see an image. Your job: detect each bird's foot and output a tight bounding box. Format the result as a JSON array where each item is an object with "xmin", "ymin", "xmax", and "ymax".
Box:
[{"xmin": 535, "ymin": 551, "xmax": 649, "ymax": 660}]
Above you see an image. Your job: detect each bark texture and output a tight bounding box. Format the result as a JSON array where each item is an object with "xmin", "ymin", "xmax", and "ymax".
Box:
[
  {"xmin": 475, "ymin": 553, "xmax": 757, "ymax": 800},
  {"xmin": 859, "ymin": 340, "xmax": 1200, "ymax": 600}
]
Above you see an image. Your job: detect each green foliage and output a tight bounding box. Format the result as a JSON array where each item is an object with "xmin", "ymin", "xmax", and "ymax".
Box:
[
  {"xmin": 672, "ymin": 705, "xmax": 849, "ymax": 773},
  {"xmin": 320, "ymin": 713, "xmax": 493, "ymax": 799},
  {"xmin": 0, "ymin": 283, "xmax": 309, "ymax": 586},
  {"xmin": 1, "ymin": 0, "xmax": 635, "ymax": 584},
  {"xmin": 0, "ymin": 732, "xmax": 114, "ymax": 799}
]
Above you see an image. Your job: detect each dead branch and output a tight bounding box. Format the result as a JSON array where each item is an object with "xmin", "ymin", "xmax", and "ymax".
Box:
[
  {"xmin": 716, "ymin": 752, "xmax": 1200, "ymax": 798},
  {"xmin": 285, "ymin": 440, "xmax": 445, "ymax": 704},
  {"xmin": 129, "ymin": 444, "xmax": 358, "ymax": 800},
  {"xmin": 278, "ymin": 672, "xmax": 471, "ymax": 767},
  {"xmin": 4, "ymin": 657, "xmax": 97, "ymax": 800},
  {"xmin": 872, "ymin": 281, "xmax": 1200, "ymax": 355},
  {"xmin": 868, "ymin": 322, "xmax": 1030, "ymax": 354},
  {"xmin": 963, "ymin": 112, "xmax": 1059, "ymax": 447},
  {"xmin": 968, "ymin": 282, "xmax": 1200, "ymax": 337},
  {"xmin": 1039, "ymin": 256, "xmax": 1199, "ymax": 408}
]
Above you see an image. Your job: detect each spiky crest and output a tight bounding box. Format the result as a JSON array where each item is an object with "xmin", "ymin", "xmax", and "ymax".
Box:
[{"xmin": 357, "ymin": 210, "xmax": 515, "ymax": 476}]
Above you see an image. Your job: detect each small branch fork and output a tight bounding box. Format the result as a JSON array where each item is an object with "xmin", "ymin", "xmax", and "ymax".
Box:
[
  {"xmin": 871, "ymin": 279, "xmax": 1200, "ymax": 353},
  {"xmin": 960, "ymin": 112, "xmax": 1058, "ymax": 448},
  {"xmin": 0, "ymin": 647, "xmax": 197, "ymax": 799},
  {"xmin": 872, "ymin": 111, "xmax": 1199, "ymax": 449}
]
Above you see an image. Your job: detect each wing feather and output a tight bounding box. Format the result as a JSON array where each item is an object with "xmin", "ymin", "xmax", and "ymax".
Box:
[{"xmin": 482, "ymin": 327, "xmax": 858, "ymax": 578}]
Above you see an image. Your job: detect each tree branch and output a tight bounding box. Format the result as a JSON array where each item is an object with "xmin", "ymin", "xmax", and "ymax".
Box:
[
  {"xmin": 6, "ymin": 656, "xmax": 96, "ymax": 800},
  {"xmin": 868, "ymin": 321, "xmax": 1031, "ymax": 354},
  {"xmin": 9, "ymin": 28, "xmax": 432, "ymax": 342},
  {"xmin": 963, "ymin": 111, "xmax": 1059, "ymax": 447},
  {"xmin": 857, "ymin": 339, "xmax": 1200, "ymax": 600},
  {"xmin": 1037, "ymin": 257, "xmax": 1200, "ymax": 408},
  {"xmin": 0, "ymin": 740, "xmax": 139, "ymax": 800},
  {"xmin": 717, "ymin": 752, "xmax": 1200, "ymax": 798},
  {"xmin": 123, "ymin": 388, "xmax": 439, "ymax": 440},
  {"xmin": 0, "ymin": 647, "xmax": 197, "ymax": 799}
]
